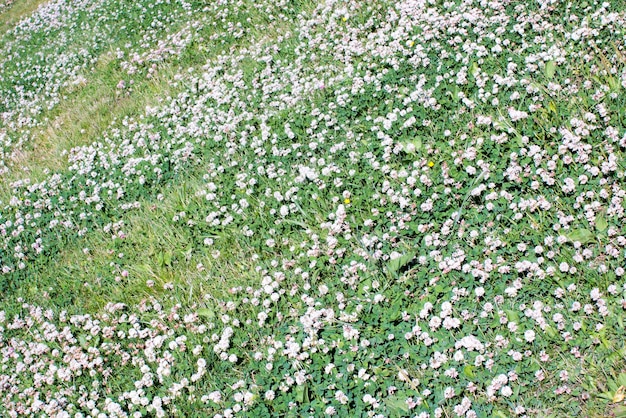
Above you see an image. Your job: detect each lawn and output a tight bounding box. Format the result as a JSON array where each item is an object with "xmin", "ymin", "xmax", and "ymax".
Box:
[{"xmin": 1, "ymin": 0, "xmax": 626, "ymax": 416}]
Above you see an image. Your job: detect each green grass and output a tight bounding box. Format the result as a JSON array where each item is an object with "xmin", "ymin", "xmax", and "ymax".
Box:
[
  {"xmin": 0, "ymin": 0, "xmax": 318, "ymax": 313},
  {"xmin": 0, "ymin": 0, "xmax": 45, "ymax": 33}
]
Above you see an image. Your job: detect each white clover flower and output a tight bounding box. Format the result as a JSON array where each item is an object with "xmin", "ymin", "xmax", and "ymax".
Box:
[
  {"xmin": 444, "ymin": 387, "xmax": 455, "ymax": 399},
  {"xmin": 335, "ymin": 390, "xmax": 348, "ymax": 405}
]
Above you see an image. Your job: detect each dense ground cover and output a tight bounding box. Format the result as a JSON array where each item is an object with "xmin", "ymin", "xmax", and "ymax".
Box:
[{"xmin": 2, "ymin": 0, "xmax": 626, "ymax": 416}]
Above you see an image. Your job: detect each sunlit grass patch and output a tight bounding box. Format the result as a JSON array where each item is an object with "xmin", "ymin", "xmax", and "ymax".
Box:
[
  {"xmin": 0, "ymin": 0, "xmax": 46, "ymax": 33},
  {"xmin": 1, "ymin": 176, "xmax": 264, "ymax": 314}
]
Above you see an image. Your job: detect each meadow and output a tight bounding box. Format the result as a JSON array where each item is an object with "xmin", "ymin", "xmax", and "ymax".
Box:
[{"xmin": 1, "ymin": 0, "xmax": 626, "ymax": 416}]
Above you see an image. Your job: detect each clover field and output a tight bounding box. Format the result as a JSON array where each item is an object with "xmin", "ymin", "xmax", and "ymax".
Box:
[{"xmin": 2, "ymin": 0, "xmax": 626, "ymax": 417}]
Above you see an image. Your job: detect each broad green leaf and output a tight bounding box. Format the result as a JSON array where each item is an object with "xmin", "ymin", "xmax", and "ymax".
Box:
[
  {"xmin": 400, "ymin": 138, "xmax": 422, "ymax": 153},
  {"xmin": 463, "ymin": 365, "xmax": 475, "ymax": 378},
  {"xmin": 359, "ymin": 278, "xmax": 373, "ymax": 296},
  {"xmin": 373, "ymin": 366, "xmax": 391, "ymax": 377},
  {"xmin": 388, "ymin": 252, "xmax": 415, "ymax": 274},
  {"xmin": 505, "ymin": 310, "xmax": 520, "ymax": 322},
  {"xmin": 197, "ymin": 308, "xmax": 215, "ymax": 320},
  {"xmin": 545, "ymin": 60, "xmax": 556, "ymax": 79},
  {"xmin": 295, "ymin": 384, "xmax": 309, "ymax": 403},
  {"xmin": 566, "ymin": 228, "xmax": 595, "ymax": 244},
  {"xmin": 433, "ymin": 284, "xmax": 446, "ymax": 296},
  {"xmin": 470, "ymin": 61, "xmax": 479, "ymax": 77},
  {"xmin": 596, "ymin": 214, "xmax": 608, "ymax": 232},
  {"xmin": 295, "ymin": 386, "xmax": 304, "ymax": 403},
  {"xmin": 544, "ymin": 325, "xmax": 558, "ymax": 339},
  {"xmin": 159, "ymin": 251, "xmax": 173, "ymax": 266}
]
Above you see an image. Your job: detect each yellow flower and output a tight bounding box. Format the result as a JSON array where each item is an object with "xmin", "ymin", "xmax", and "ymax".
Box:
[
  {"xmin": 344, "ymin": 198, "xmax": 351, "ymax": 204},
  {"xmin": 613, "ymin": 386, "xmax": 626, "ymax": 403},
  {"xmin": 427, "ymin": 161, "xmax": 435, "ymax": 167},
  {"xmin": 342, "ymin": 16, "xmax": 347, "ymax": 22},
  {"xmin": 408, "ymin": 40, "xmax": 415, "ymax": 47}
]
